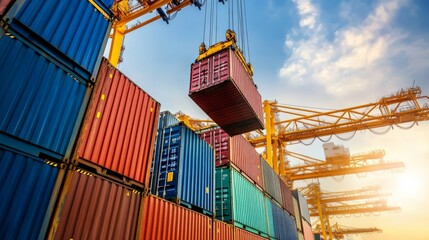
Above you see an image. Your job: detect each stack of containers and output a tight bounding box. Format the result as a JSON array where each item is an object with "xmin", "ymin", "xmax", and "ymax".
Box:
[
  {"xmin": 48, "ymin": 58, "xmax": 161, "ymax": 239},
  {"xmin": 294, "ymin": 190, "xmax": 313, "ymax": 240},
  {"xmin": 0, "ymin": 0, "xmax": 113, "ymax": 238},
  {"xmin": 261, "ymin": 158, "xmax": 282, "ymax": 206},
  {"xmin": 150, "ymin": 112, "xmax": 215, "ymax": 215},
  {"xmin": 265, "ymin": 198, "xmax": 298, "ymax": 240}
]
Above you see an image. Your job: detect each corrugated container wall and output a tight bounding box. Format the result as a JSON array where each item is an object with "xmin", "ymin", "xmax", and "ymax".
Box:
[
  {"xmin": 0, "ymin": 36, "xmax": 89, "ymax": 159},
  {"xmin": 0, "ymin": 146, "xmax": 64, "ymax": 240},
  {"xmin": 76, "ymin": 58, "xmax": 160, "ymax": 185},
  {"xmin": 293, "ymin": 197, "xmax": 303, "ymax": 231},
  {"xmin": 279, "ymin": 176, "xmax": 295, "ymax": 216},
  {"xmin": 234, "ymin": 227, "xmax": 268, "ymax": 240},
  {"xmin": 50, "ymin": 171, "xmax": 141, "ymax": 240},
  {"xmin": 215, "ymin": 220, "xmax": 234, "ymax": 240},
  {"xmin": 302, "ymin": 220, "xmax": 315, "ymax": 240},
  {"xmin": 216, "ymin": 166, "xmax": 268, "ymax": 236},
  {"xmin": 293, "ymin": 190, "xmax": 311, "ymax": 224},
  {"xmin": 6, "ymin": 0, "xmax": 113, "ymax": 75},
  {"xmin": 151, "ymin": 123, "xmax": 214, "ymax": 214},
  {"xmin": 199, "ymin": 127, "xmax": 263, "ymax": 187},
  {"xmin": 158, "ymin": 111, "xmax": 180, "ymax": 130},
  {"xmin": 268, "ymin": 198, "xmax": 298, "ymax": 240},
  {"xmin": 261, "ymin": 158, "xmax": 282, "ymax": 205},
  {"xmin": 189, "ymin": 48, "xmax": 264, "ymax": 136},
  {"xmin": 139, "ymin": 195, "xmax": 213, "ymax": 240}
]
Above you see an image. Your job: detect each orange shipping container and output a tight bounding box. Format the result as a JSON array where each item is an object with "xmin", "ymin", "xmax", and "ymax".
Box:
[
  {"xmin": 75, "ymin": 58, "xmax": 160, "ymax": 186},
  {"xmin": 234, "ymin": 227, "xmax": 267, "ymax": 240},
  {"xmin": 138, "ymin": 195, "xmax": 213, "ymax": 240},
  {"xmin": 215, "ymin": 220, "xmax": 234, "ymax": 240}
]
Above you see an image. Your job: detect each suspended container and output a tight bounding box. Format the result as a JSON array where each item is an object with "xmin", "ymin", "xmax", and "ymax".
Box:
[
  {"xmin": 0, "ymin": 35, "xmax": 90, "ymax": 161},
  {"xmin": 199, "ymin": 127, "xmax": 263, "ymax": 187},
  {"xmin": 0, "ymin": 145, "xmax": 65, "ymax": 240},
  {"xmin": 265, "ymin": 197, "xmax": 298, "ymax": 240},
  {"xmin": 261, "ymin": 158, "xmax": 282, "ymax": 205},
  {"xmin": 234, "ymin": 227, "xmax": 268, "ymax": 240},
  {"xmin": 150, "ymin": 123, "xmax": 214, "ymax": 215},
  {"xmin": 189, "ymin": 47, "xmax": 264, "ymax": 136},
  {"xmin": 293, "ymin": 190, "xmax": 311, "ymax": 224},
  {"xmin": 302, "ymin": 220, "xmax": 315, "ymax": 240},
  {"xmin": 75, "ymin": 58, "xmax": 160, "ymax": 187},
  {"xmin": 215, "ymin": 220, "xmax": 234, "ymax": 240},
  {"xmin": 138, "ymin": 195, "xmax": 213, "ymax": 240},
  {"xmin": 216, "ymin": 166, "xmax": 268, "ymax": 237},
  {"xmin": 49, "ymin": 170, "xmax": 142, "ymax": 240},
  {"xmin": 279, "ymin": 175, "xmax": 295, "ymax": 216},
  {"xmin": 3, "ymin": 0, "xmax": 114, "ymax": 77}
]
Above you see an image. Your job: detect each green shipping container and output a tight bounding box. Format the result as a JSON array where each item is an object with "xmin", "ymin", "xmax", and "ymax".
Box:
[{"xmin": 216, "ymin": 166, "xmax": 268, "ymax": 237}]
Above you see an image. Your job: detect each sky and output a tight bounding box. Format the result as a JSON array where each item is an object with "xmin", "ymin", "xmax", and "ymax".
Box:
[{"xmin": 107, "ymin": 0, "xmax": 429, "ymax": 239}]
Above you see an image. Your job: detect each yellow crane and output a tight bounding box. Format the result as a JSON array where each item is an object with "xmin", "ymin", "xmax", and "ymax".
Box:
[
  {"xmin": 174, "ymin": 112, "xmax": 216, "ymax": 131},
  {"xmin": 109, "ymin": 0, "xmax": 202, "ymax": 66},
  {"xmin": 301, "ymin": 183, "xmax": 398, "ymax": 240},
  {"xmin": 247, "ymin": 86, "xmax": 429, "ymax": 174},
  {"xmin": 314, "ymin": 223, "xmax": 382, "ymax": 240}
]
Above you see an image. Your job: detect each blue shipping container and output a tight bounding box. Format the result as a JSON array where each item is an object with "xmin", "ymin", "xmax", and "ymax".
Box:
[
  {"xmin": 158, "ymin": 111, "xmax": 180, "ymax": 130},
  {"xmin": 5, "ymin": 0, "xmax": 113, "ymax": 75},
  {"xmin": 0, "ymin": 36, "xmax": 89, "ymax": 158},
  {"xmin": 266, "ymin": 198, "xmax": 299, "ymax": 240},
  {"xmin": 0, "ymin": 145, "xmax": 64, "ymax": 240},
  {"xmin": 151, "ymin": 123, "xmax": 214, "ymax": 214}
]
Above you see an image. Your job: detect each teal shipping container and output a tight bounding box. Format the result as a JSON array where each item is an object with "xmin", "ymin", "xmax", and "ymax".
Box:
[
  {"xmin": 216, "ymin": 166, "xmax": 268, "ymax": 237},
  {"xmin": 0, "ymin": 145, "xmax": 65, "ymax": 240}
]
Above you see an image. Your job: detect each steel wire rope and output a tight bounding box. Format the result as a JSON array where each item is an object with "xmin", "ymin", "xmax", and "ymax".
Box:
[
  {"xmin": 299, "ymin": 138, "xmax": 317, "ymax": 146},
  {"xmin": 202, "ymin": 0, "xmax": 208, "ymax": 43},
  {"xmin": 368, "ymin": 126, "xmax": 392, "ymax": 135},
  {"xmin": 317, "ymin": 135, "xmax": 333, "ymax": 142},
  {"xmin": 334, "ymin": 131, "xmax": 356, "ymax": 141},
  {"xmin": 395, "ymin": 121, "xmax": 416, "ymax": 129},
  {"xmin": 243, "ymin": 0, "xmax": 250, "ymax": 61}
]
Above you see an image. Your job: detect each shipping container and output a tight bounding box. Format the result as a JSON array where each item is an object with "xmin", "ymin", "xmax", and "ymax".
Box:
[
  {"xmin": 4, "ymin": 0, "xmax": 113, "ymax": 75},
  {"xmin": 216, "ymin": 166, "xmax": 268, "ymax": 237},
  {"xmin": 302, "ymin": 220, "xmax": 315, "ymax": 240},
  {"xmin": 0, "ymin": 0, "xmax": 13, "ymax": 16},
  {"xmin": 138, "ymin": 195, "xmax": 213, "ymax": 240},
  {"xmin": 50, "ymin": 170, "xmax": 141, "ymax": 240},
  {"xmin": 279, "ymin": 176, "xmax": 295, "ymax": 216},
  {"xmin": 261, "ymin": 158, "xmax": 283, "ymax": 205},
  {"xmin": 151, "ymin": 123, "xmax": 214, "ymax": 214},
  {"xmin": 293, "ymin": 197, "xmax": 303, "ymax": 231},
  {"xmin": 293, "ymin": 190, "xmax": 311, "ymax": 224},
  {"xmin": 76, "ymin": 58, "xmax": 160, "ymax": 186},
  {"xmin": 314, "ymin": 233, "xmax": 321, "ymax": 240},
  {"xmin": 189, "ymin": 47, "xmax": 264, "ymax": 136},
  {"xmin": 265, "ymin": 197, "xmax": 298, "ymax": 240},
  {"xmin": 0, "ymin": 145, "xmax": 65, "ymax": 240},
  {"xmin": 234, "ymin": 227, "xmax": 268, "ymax": 240},
  {"xmin": 299, "ymin": 232, "xmax": 305, "ymax": 240},
  {"xmin": 0, "ymin": 36, "xmax": 90, "ymax": 160},
  {"xmin": 199, "ymin": 127, "xmax": 263, "ymax": 187},
  {"xmin": 158, "ymin": 111, "xmax": 180, "ymax": 130},
  {"xmin": 215, "ymin": 220, "xmax": 234, "ymax": 240}
]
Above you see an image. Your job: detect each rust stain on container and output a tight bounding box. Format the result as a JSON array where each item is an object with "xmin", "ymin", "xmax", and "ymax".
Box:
[
  {"xmin": 279, "ymin": 176, "xmax": 295, "ymax": 216},
  {"xmin": 138, "ymin": 195, "xmax": 213, "ymax": 240},
  {"xmin": 199, "ymin": 127, "xmax": 263, "ymax": 187},
  {"xmin": 234, "ymin": 227, "xmax": 267, "ymax": 240},
  {"xmin": 189, "ymin": 48, "xmax": 264, "ymax": 136},
  {"xmin": 214, "ymin": 220, "xmax": 234, "ymax": 240},
  {"xmin": 76, "ymin": 58, "xmax": 160, "ymax": 185},
  {"xmin": 51, "ymin": 171, "xmax": 141, "ymax": 240}
]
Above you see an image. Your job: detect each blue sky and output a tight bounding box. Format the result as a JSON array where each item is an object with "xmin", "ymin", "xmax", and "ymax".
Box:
[{"xmin": 108, "ymin": 0, "xmax": 429, "ymax": 239}]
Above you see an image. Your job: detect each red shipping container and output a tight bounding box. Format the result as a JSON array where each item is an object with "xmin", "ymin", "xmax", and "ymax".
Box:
[
  {"xmin": 189, "ymin": 48, "xmax": 264, "ymax": 136},
  {"xmin": 302, "ymin": 220, "xmax": 315, "ymax": 240},
  {"xmin": 234, "ymin": 227, "xmax": 267, "ymax": 240},
  {"xmin": 0, "ymin": 0, "xmax": 12, "ymax": 15},
  {"xmin": 75, "ymin": 58, "xmax": 160, "ymax": 185},
  {"xmin": 50, "ymin": 170, "xmax": 141, "ymax": 240},
  {"xmin": 215, "ymin": 220, "xmax": 234, "ymax": 240},
  {"xmin": 138, "ymin": 195, "xmax": 213, "ymax": 240},
  {"xmin": 279, "ymin": 176, "xmax": 295, "ymax": 216},
  {"xmin": 199, "ymin": 127, "xmax": 263, "ymax": 187}
]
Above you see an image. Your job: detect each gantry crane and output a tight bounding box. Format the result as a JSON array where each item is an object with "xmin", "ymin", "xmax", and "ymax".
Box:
[
  {"xmin": 109, "ymin": 0, "xmax": 202, "ymax": 66},
  {"xmin": 314, "ymin": 223, "xmax": 382, "ymax": 240},
  {"xmin": 247, "ymin": 86, "xmax": 429, "ymax": 174},
  {"xmin": 301, "ymin": 183, "xmax": 398, "ymax": 240}
]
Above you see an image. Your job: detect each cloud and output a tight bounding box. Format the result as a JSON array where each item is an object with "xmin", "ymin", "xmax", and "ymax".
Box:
[{"xmin": 279, "ymin": 0, "xmax": 429, "ymax": 98}]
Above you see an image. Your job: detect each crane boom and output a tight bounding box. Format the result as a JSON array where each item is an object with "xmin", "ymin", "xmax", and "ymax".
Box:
[{"xmin": 309, "ymin": 203, "xmax": 400, "ymax": 216}]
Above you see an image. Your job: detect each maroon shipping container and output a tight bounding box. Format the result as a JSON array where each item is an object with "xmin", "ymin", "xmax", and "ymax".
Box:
[
  {"xmin": 234, "ymin": 227, "xmax": 267, "ymax": 240},
  {"xmin": 199, "ymin": 127, "xmax": 263, "ymax": 187},
  {"xmin": 139, "ymin": 195, "xmax": 213, "ymax": 240},
  {"xmin": 0, "ymin": 0, "xmax": 12, "ymax": 15},
  {"xmin": 215, "ymin": 220, "xmax": 234, "ymax": 240},
  {"xmin": 50, "ymin": 171, "xmax": 141, "ymax": 240},
  {"xmin": 189, "ymin": 48, "xmax": 264, "ymax": 136},
  {"xmin": 75, "ymin": 58, "xmax": 160, "ymax": 185},
  {"xmin": 279, "ymin": 176, "xmax": 295, "ymax": 216},
  {"xmin": 302, "ymin": 220, "xmax": 315, "ymax": 240}
]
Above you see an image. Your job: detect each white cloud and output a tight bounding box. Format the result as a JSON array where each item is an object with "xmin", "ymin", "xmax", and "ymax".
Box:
[{"xmin": 279, "ymin": 0, "xmax": 429, "ymax": 98}]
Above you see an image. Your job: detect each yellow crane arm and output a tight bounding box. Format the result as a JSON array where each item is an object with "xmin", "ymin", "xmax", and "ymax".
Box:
[
  {"xmin": 309, "ymin": 202, "xmax": 400, "ymax": 216},
  {"xmin": 314, "ymin": 223, "xmax": 382, "ymax": 238}
]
